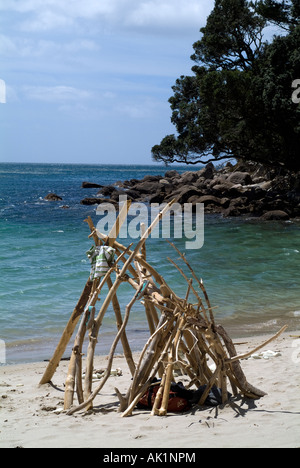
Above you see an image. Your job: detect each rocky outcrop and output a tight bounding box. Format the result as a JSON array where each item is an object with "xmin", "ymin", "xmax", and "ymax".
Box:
[
  {"xmin": 80, "ymin": 162, "xmax": 300, "ymax": 220},
  {"xmin": 260, "ymin": 210, "xmax": 290, "ymax": 221},
  {"xmin": 82, "ymin": 182, "xmax": 103, "ymax": 189},
  {"xmin": 44, "ymin": 193, "xmax": 63, "ymax": 201}
]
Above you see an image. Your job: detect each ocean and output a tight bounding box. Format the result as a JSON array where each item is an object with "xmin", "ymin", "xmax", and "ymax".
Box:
[{"xmin": 0, "ymin": 163, "xmax": 299, "ymax": 364}]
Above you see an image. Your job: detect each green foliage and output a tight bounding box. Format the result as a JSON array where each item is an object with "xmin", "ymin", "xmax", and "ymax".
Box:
[{"xmin": 152, "ymin": 0, "xmax": 300, "ymax": 172}]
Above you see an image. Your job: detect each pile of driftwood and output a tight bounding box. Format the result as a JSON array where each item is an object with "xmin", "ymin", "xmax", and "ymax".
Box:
[{"xmin": 40, "ymin": 200, "xmax": 287, "ymax": 417}]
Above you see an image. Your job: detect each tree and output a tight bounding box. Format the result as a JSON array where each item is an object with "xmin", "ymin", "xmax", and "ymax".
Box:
[
  {"xmin": 256, "ymin": 0, "xmax": 299, "ymax": 30},
  {"xmin": 152, "ymin": 0, "xmax": 300, "ymax": 172}
]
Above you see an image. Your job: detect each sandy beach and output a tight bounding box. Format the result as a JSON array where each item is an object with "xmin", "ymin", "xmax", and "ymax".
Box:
[{"xmin": 0, "ymin": 332, "xmax": 299, "ymax": 449}]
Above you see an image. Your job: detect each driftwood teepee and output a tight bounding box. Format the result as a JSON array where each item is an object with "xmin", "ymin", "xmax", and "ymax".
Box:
[{"xmin": 40, "ymin": 200, "xmax": 287, "ymax": 417}]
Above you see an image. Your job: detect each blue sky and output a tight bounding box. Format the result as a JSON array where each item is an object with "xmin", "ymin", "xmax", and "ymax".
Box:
[{"xmin": 0, "ymin": 0, "xmax": 215, "ymax": 165}]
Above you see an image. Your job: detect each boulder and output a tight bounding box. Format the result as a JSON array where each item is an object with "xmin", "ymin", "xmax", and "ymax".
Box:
[
  {"xmin": 44, "ymin": 193, "xmax": 63, "ymax": 201},
  {"xmin": 148, "ymin": 191, "xmax": 166, "ymax": 204},
  {"xmin": 164, "ymin": 170, "xmax": 180, "ymax": 179},
  {"xmin": 173, "ymin": 186, "xmax": 202, "ymax": 204},
  {"xmin": 110, "ymin": 189, "xmax": 127, "ymax": 201},
  {"xmin": 228, "ymin": 184, "xmax": 248, "ymax": 198},
  {"xmin": 197, "ymin": 163, "xmax": 215, "ymax": 180},
  {"xmin": 123, "ymin": 179, "xmax": 139, "ymax": 188},
  {"xmin": 124, "ymin": 189, "xmax": 141, "ymax": 200},
  {"xmin": 228, "ymin": 172, "xmax": 252, "ymax": 186},
  {"xmin": 212, "ymin": 182, "xmax": 235, "ymax": 195},
  {"xmin": 142, "ymin": 175, "xmax": 162, "ymax": 182},
  {"xmin": 222, "ymin": 197, "xmax": 250, "ymax": 217},
  {"xmin": 98, "ymin": 185, "xmax": 118, "ymax": 197},
  {"xmin": 81, "ymin": 197, "xmax": 103, "ymax": 206},
  {"xmin": 260, "ymin": 210, "xmax": 290, "ymax": 221},
  {"xmin": 82, "ymin": 182, "xmax": 103, "ymax": 189},
  {"xmin": 131, "ymin": 181, "xmax": 161, "ymax": 194},
  {"xmin": 179, "ymin": 172, "xmax": 199, "ymax": 185},
  {"xmin": 81, "ymin": 197, "xmax": 118, "ymax": 208},
  {"xmin": 197, "ymin": 195, "xmax": 223, "ymax": 206},
  {"xmin": 159, "ymin": 178, "xmax": 171, "ymax": 185}
]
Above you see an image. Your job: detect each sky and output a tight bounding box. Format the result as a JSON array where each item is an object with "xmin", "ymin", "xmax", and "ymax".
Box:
[{"xmin": 0, "ymin": 0, "xmax": 215, "ymax": 165}]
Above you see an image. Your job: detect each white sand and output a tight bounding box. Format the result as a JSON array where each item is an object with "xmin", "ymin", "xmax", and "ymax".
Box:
[{"xmin": 0, "ymin": 332, "xmax": 299, "ymax": 449}]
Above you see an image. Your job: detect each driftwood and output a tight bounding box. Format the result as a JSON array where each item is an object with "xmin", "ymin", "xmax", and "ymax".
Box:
[{"xmin": 40, "ymin": 200, "xmax": 287, "ymax": 417}]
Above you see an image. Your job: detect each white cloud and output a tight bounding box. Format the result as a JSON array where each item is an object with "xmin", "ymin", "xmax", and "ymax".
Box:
[
  {"xmin": 0, "ymin": 79, "xmax": 6, "ymax": 103},
  {"xmin": 0, "ymin": 34, "xmax": 18, "ymax": 56},
  {"xmin": 114, "ymin": 96, "xmax": 165, "ymax": 119},
  {"xmin": 21, "ymin": 10, "xmax": 75, "ymax": 32},
  {"xmin": 23, "ymin": 85, "xmax": 92, "ymax": 103},
  {"xmin": 0, "ymin": 35, "xmax": 99, "ymax": 60},
  {"xmin": 125, "ymin": 1, "xmax": 209, "ymax": 32},
  {"xmin": 0, "ymin": 0, "xmax": 213, "ymax": 34}
]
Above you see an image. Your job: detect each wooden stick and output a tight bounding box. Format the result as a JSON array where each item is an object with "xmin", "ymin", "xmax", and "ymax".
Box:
[
  {"xmin": 64, "ymin": 306, "xmax": 90, "ymax": 409},
  {"xmin": 198, "ymin": 365, "xmax": 221, "ymax": 406},
  {"xmin": 151, "ymin": 374, "xmax": 166, "ymax": 416},
  {"xmin": 67, "ymin": 282, "xmax": 145, "ymax": 415},
  {"xmin": 216, "ymin": 325, "xmax": 267, "ymax": 398},
  {"xmin": 64, "ymin": 252, "xmax": 128, "ymax": 409},
  {"xmin": 107, "ymin": 275, "xmax": 136, "ymax": 377},
  {"xmin": 82, "ymin": 200, "xmax": 176, "ymax": 408},
  {"xmin": 158, "ymin": 351, "xmax": 174, "ymax": 416},
  {"xmin": 167, "ymin": 240, "xmax": 215, "ymax": 326},
  {"xmin": 121, "ymin": 324, "xmax": 178, "ymax": 418},
  {"xmin": 128, "ymin": 314, "xmax": 169, "ymax": 404},
  {"xmin": 39, "ymin": 279, "xmax": 93, "ymax": 385},
  {"xmin": 226, "ymin": 325, "xmax": 288, "ymax": 363},
  {"xmin": 81, "ymin": 207, "xmax": 133, "ymax": 405},
  {"xmin": 95, "ymin": 233, "xmax": 175, "ymax": 295}
]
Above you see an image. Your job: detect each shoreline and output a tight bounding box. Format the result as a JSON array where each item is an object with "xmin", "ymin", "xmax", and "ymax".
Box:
[
  {"xmin": 80, "ymin": 161, "xmax": 300, "ymax": 221},
  {"xmin": 4, "ymin": 316, "xmax": 299, "ymax": 366},
  {"xmin": 4, "ymin": 317, "xmax": 299, "ymax": 373},
  {"xmin": 1, "ymin": 331, "xmax": 299, "ymax": 448},
  {"xmin": 3, "ymin": 311, "xmax": 300, "ymax": 366}
]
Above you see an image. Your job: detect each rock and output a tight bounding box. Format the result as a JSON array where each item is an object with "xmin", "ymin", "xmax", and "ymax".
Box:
[
  {"xmin": 81, "ymin": 197, "xmax": 103, "ymax": 206},
  {"xmin": 81, "ymin": 198, "xmax": 118, "ymax": 207},
  {"xmin": 110, "ymin": 189, "xmax": 127, "ymax": 201},
  {"xmin": 165, "ymin": 170, "xmax": 180, "ymax": 179},
  {"xmin": 223, "ymin": 197, "xmax": 250, "ymax": 217},
  {"xmin": 223, "ymin": 205, "xmax": 242, "ymax": 217},
  {"xmin": 122, "ymin": 179, "xmax": 140, "ymax": 188},
  {"xmin": 98, "ymin": 185, "xmax": 118, "ymax": 197},
  {"xmin": 198, "ymin": 195, "xmax": 223, "ymax": 206},
  {"xmin": 212, "ymin": 182, "xmax": 235, "ymax": 195},
  {"xmin": 82, "ymin": 182, "xmax": 103, "ymax": 189},
  {"xmin": 148, "ymin": 191, "xmax": 166, "ymax": 204},
  {"xmin": 179, "ymin": 172, "xmax": 199, "ymax": 185},
  {"xmin": 228, "ymin": 172, "xmax": 252, "ymax": 186},
  {"xmin": 197, "ymin": 163, "xmax": 215, "ymax": 180},
  {"xmin": 228, "ymin": 184, "xmax": 248, "ymax": 198},
  {"xmin": 172, "ymin": 186, "xmax": 202, "ymax": 204},
  {"xmin": 113, "ymin": 181, "xmax": 124, "ymax": 188},
  {"xmin": 131, "ymin": 181, "xmax": 161, "ymax": 194},
  {"xmin": 142, "ymin": 175, "xmax": 162, "ymax": 183},
  {"xmin": 159, "ymin": 178, "xmax": 171, "ymax": 185},
  {"xmin": 260, "ymin": 210, "xmax": 290, "ymax": 221},
  {"xmin": 41, "ymin": 405, "xmax": 57, "ymax": 412},
  {"xmin": 82, "ymin": 163, "xmax": 299, "ymax": 220},
  {"xmin": 44, "ymin": 193, "xmax": 63, "ymax": 201},
  {"xmin": 124, "ymin": 189, "xmax": 141, "ymax": 200}
]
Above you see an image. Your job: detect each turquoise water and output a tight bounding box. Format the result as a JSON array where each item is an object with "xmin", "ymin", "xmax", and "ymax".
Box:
[{"xmin": 0, "ymin": 163, "xmax": 299, "ymax": 364}]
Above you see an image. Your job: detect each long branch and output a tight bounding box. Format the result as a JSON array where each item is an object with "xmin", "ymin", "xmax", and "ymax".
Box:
[{"xmin": 67, "ymin": 282, "xmax": 145, "ymax": 415}]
